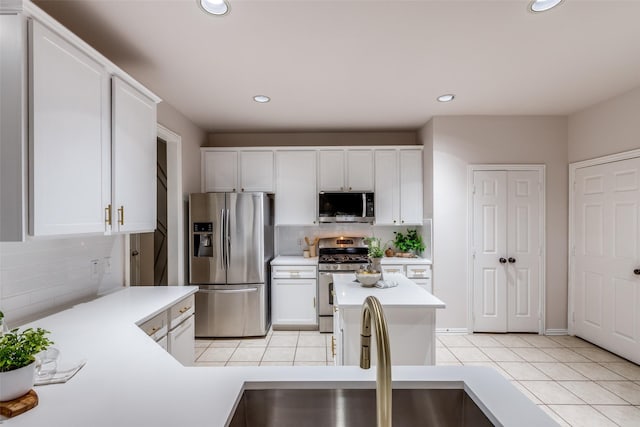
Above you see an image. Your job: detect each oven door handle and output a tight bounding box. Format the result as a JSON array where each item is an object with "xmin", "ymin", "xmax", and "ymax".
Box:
[{"xmin": 329, "ymin": 281, "xmax": 334, "ymax": 305}]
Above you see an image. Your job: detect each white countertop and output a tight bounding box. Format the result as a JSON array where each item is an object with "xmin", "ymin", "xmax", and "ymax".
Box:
[
  {"xmin": 7, "ymin": 286, "xmax": 556, "ymax": 427},
  {"xmin": 333, "ymin": 273, "xmax": 445, "ymax": 309},
  {"xmin": 380, "ymin": 257, "xmax": 432, "ymax": 265},
  {"xmin": 271, "ymin": 256, "xmax": 431, "ymax": 266},
  {"xmin": 271, "ymin": 255, "xmax": 318, "ymax": 266}
]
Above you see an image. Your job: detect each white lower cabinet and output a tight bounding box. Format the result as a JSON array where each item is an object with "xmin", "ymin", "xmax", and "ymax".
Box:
[
  {"xmin": 138, "ymin": 294, "xmax": 195, "ymax": 366},
  {"xmin": 381, "ymin": 261, "xmax": 432, "ymax": 293},
  {"xmin": 168, "ymin": 314, "xmax": 195, "ymax": 366},
  {"xmin": 271, "ymin": 265, "xmax": 318, "ymax": 328},
  {"xmin": 332, "ymin": 308, "xmax": 343, "ymax": 366},
  {"xmin": 168, "ymin": 295, "xmax": 195, "ymax": 366}
]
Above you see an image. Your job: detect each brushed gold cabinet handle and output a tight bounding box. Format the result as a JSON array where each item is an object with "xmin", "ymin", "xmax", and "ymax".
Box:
[
  {"xmin": 118, "ymin": 206, "xmax": 124, "ymax": 226},
  {"xmin": 179, "ymin": 306, "xmax": 190, "ymax": 314},
  {"xmin": 105, "ymin": 204, "xmax": 112, "ymax": 226},
  {"xmin": 331, "ymin": 336, "xmax": 336, "ymax": 357}
]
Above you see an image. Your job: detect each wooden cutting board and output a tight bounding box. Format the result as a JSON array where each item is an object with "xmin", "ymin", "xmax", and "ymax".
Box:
[{"xmin": 0, "ymin": 390, "xmax": 38, "ymax": 418}]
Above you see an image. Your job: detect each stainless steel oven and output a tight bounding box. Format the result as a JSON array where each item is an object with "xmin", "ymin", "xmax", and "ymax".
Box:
[{"xmin": 317, "ymin": 237, "xmax": 369, "ymax": 333}]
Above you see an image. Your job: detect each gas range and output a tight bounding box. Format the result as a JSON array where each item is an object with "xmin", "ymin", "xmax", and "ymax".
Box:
[
  {"xmin": 317, "ymin": 236, "xmax": 370, "ymax": 333},
  {"xmin": 317, "ymin": 236, "xmax": 370, "ymax": 272}
]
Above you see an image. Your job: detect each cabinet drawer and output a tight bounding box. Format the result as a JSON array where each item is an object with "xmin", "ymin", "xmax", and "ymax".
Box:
[
  {"xmin": 272, "ymin": 265, "xmax": 317, "ymax": 279},
  {"xmin": 412, "ymin": 278, "xmax": 432, "ymax": 294},
  {"xmin": 381, "ymin": 265, "xmax": 404, "ymax": 276},
  {"xmin": 406, "ymin": 265, "xmax": 432, "ymax": 279},
  {"xmin": 138, "ymin": 311, "xmax": 168, "ymax": 341},
  {"xmin": 170, "ymin": 294, "xmax": 195, "ymax": 329}
]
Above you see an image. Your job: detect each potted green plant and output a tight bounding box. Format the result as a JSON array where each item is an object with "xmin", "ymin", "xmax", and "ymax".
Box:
[
  {"xmin": 0, "ymin": 311, "xmax": 53, "ymax": 401},
  {"xmin": 393, "ymin": 229, "xmax": 426, "ymax": 257},
  {"xmin": 364, "ymin": 236, "xmax": 384, "ymax": 271}
]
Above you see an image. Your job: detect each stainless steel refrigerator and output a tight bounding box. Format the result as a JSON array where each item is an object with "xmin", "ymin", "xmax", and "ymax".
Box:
[{"xmin": 189, "ymin": 192, "xmax": 274, "ymax": 337}]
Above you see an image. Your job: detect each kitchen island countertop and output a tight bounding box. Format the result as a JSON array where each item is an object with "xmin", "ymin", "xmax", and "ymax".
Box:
[{"xmin": 333, "ymin": 272, "xmax": 445, "ymax": 309}]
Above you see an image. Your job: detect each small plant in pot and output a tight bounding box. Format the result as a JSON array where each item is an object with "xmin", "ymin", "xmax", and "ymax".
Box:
[
  {"xmin": 364, "ymin": 237, "xmax": 384, "ymax": 271},
  {"xmin": 0, "ymin": 312, "xmax": 53, "ymax": 401},
  {"xmin": 393, "ymin": 229, "xmax": 426, "ymax": 257}
]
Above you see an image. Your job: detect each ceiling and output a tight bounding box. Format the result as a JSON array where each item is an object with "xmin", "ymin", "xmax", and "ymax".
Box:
[{"xmin": 33, "ymin": 0, "xmax": 640, "ymax": 132}]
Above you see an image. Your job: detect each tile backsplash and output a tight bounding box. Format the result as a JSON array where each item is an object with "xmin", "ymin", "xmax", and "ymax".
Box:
[
  {"xmin": 0, "ymin": 235, "xmax": 125, "ymax": 327},
  {"xmin": 276, "ymin": 220, "xmax": 432, "ymax": 260}
]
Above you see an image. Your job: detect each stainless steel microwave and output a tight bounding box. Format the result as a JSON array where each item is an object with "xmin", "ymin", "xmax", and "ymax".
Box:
[{"xmin": 318, "ymin": 192, "xmax": 375, "ymax": 223}]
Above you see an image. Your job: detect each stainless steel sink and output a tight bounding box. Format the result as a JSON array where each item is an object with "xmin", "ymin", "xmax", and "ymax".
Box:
[{"xmin": 228, "ymin": 388, "xmax": 494, "ymax": 427}]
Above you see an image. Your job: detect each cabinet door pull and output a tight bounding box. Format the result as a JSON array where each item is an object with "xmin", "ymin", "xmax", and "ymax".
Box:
[
  {"xmin": 105, "ymin": 204, "xmax": 112, "ymax": 226},
  {"xmin": 118, "ymin": 206, "xmax": 125, "ymax": 226},
  {"xmin": 313, "ymin": 297, "xmax": 316, "ymax": 308},
  {"xmin": 179, "ymin": 306, "xmax": 191, "ymax": 314}
]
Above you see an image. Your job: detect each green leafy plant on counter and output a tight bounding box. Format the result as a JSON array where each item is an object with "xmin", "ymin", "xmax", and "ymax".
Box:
[
  {"xmin": 364, "ymin": 237, "xmax": 384, "ymax": 258},
  {"xmin": 393, "ymin": 229, "xmax": 425, "ymax": 254},
  {"xmin": 0, "ymin": 317, "xmax": 53, "ymax": 372}
]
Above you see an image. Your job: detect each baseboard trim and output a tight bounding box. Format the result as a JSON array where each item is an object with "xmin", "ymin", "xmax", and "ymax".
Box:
[
  {"xmin": 545, "ymin": 329, "xmax": 569, "ymax": 336},
  {"xmin": 436, "ymin": 328, "xmax": 469, "ymax": 335}
]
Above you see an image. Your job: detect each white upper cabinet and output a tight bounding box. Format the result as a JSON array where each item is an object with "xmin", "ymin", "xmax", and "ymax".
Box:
[
  {"xmin": 399, "ymin": 149, "xmax": 423, "ymax": 225},
  {"xmin": 319, "ymin": 150, "xmax": 345, "ymax": 191},
  {"xmin": 1, "ymin": 7, "xmax": 160, "ymax": 241},
  {"xmin": 346, "ymin": 150, "xmax": 374, "ymax": 191},
  {"xmin": 202, "ymin": 151, "xmax": 238, "ymax": 192},
  {"xmin": 239, "ymin": 151, "xmax": 274, "ymax": 192},
  {"xmin": 111, "ymin": 77, "xmax": 157, "ymax": 233},
  {"xmin": 374, "ymin": 148, "xmax": 423, "ymax": 225},
  {"xmin": 318, "ymin": 149, "xmax": 373, "ymax": 192},
  {"xmin": 275, "ymin": 151, "xmax": 317, "ymax": 225},
  {"xmin": 201, "ymin": 149, "xmax": 274, "ymax": 193},
  {"xmin": 29, "ymin": 20, "xmax": 110, "ymax": 236},
  {"xmin": 374, "ymin": 150, "xmax": 400, "ymax": 225}
]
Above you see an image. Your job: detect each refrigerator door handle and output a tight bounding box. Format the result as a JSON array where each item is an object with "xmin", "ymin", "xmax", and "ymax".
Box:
[
  {"xmin": 227, "ymin": 208, "xmax": 231, "ymax": 269},
  {"xmin": 219, "ymin": 209, "xmax": 226, "ymax": 270},
  {"xmin": 200, "ymin": 288, "xmax": 258, "ymax": 294}
]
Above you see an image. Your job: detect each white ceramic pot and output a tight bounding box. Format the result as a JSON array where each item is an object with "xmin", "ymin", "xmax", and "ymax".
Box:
[{"xmin": 0, "ymin": 362, "xmax": 35, "ymax": 401}]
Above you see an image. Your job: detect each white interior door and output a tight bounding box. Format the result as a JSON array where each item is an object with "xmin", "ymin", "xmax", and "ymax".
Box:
[
  {"xmin": 506, "ymin": 171, "xmax": 541, "ymax": 332},
  {"xmin": 574, "ymin": 157, "xmax": 640, "ymax": 364},
  {"xmin": 473, "ymin": 171, "xmax": 508, "ymax": 332},
  {"xmin": 473, "ymin": 169, "xmax": 542, "ymax": 333}
]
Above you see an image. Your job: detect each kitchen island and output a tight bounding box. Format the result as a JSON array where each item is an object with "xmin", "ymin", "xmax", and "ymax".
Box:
[
  {"xmin": 332, "ymin": 273, "xmax": 445, "ymax": 366},
  {"xmin": 5, "ymin": 286, "xmax": 556, "ymax": 427}
]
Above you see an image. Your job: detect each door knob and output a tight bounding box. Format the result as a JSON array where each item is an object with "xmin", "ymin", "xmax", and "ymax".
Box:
[
  {"xmin": 499, "ymin": 258, "xmax": 507, "ymax": 264},
  {"xmin": 131, "ymin": 250, "xmax": 139, "ymax": 256},
  {"xmin": 508, "ymin": 257, "xmax": 516, "ymax": 263},
  {"xmin": 634, "ymin": 269, "xmax": 640, "ymax": 275}
]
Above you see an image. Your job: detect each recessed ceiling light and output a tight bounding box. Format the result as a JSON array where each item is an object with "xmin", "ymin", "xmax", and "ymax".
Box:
[
  {"xmin": 529, "ymin": 0, "xmax": 563, "ymax": 13},
  {"xmin": 199, "ymin": 0, "xmax": 229, "ymax": 16},
  {"xmin": 437, "ymin": 94, "xmax": 455, "ymax": 103},
  {"xmin": 253, "ymin": 95, "xmax": 270, "ymax": 103}
]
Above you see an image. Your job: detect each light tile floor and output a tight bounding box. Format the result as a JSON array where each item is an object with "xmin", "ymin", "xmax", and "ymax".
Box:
[{"xmin": 194, "ymin": 332, "xmax": 640, "ymax": 426}]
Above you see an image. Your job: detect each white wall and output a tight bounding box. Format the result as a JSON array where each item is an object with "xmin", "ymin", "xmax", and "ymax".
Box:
[
  {"xmin": 0, "ymin": 235, "xmax": 125, "ymax": 327},
  {"xmin": 568, "ymin": 86, "xmax": 640, "ymax": 162},
  {"xmin": 430, "ymin": 116, "xmax": 568, "ymax": 332},
  {"xmin": 207, "ymin": 131, "xmax": 418, "ymax": 147},
  {"xmin": 157, "ymin": 102, "xmax": 207, "ymax": 196}
]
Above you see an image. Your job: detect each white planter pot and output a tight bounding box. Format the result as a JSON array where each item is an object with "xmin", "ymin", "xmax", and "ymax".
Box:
[{"xmin": 0, "ymin": 362, "xmax": 35, "ymax": 401}]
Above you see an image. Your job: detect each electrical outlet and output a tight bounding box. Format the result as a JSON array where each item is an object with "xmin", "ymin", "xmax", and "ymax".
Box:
[
  {"xmin": 90, "ymin": 259, "xmax": 100, "ymax": 280},
  {"xmin": 297, "ymin": 238, "xmax": 303, "ymax": 247},
  {"xmin": 103, "ymin": 256, "xmax": 111, "ymax": 275}
]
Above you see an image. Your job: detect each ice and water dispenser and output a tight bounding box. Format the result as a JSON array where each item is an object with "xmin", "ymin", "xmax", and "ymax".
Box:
[{"xmin": 193, "ymin": 222, "xmax": 214, "ymax": 257}]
